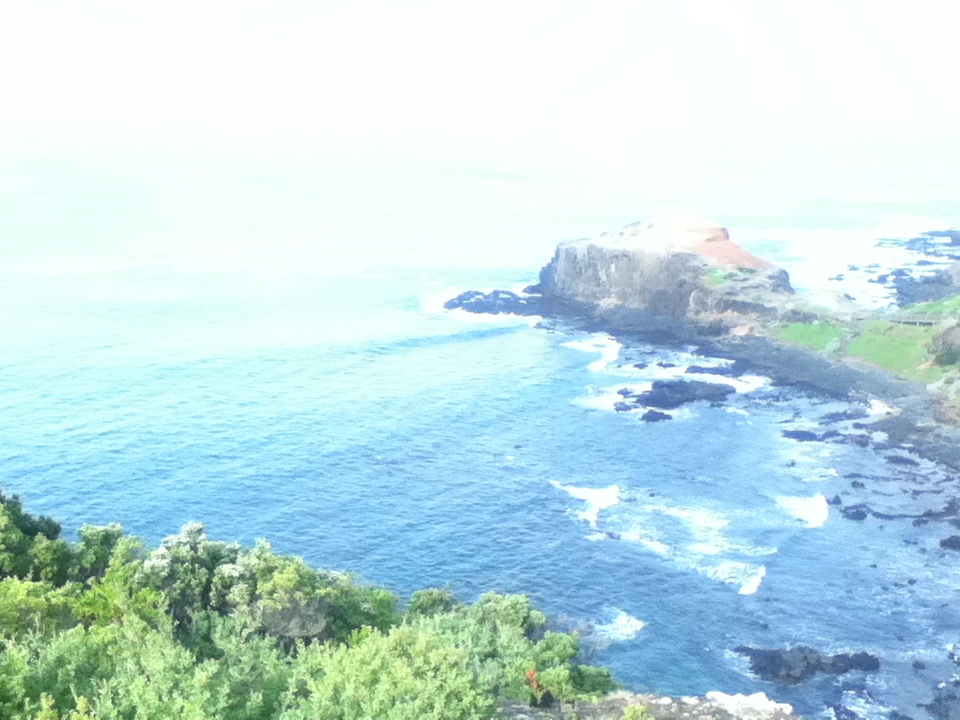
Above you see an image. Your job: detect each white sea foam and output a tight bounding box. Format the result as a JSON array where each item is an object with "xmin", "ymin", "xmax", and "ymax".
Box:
[
  {"xmin": 562, "ymin": 335, "xmax": 622, "ymax": 372},
  {"xmin": 689, "ymin": 542, "xmax": 723, "ymax": 556},
  {"xmin": 705, "ymin": 691, "xmax": 792, "ymax": 716},
  {"xmin": 620, "ymin": 530, "xmax": 671, "ymax": 555},
  {"xmin": 619, "ymin": 502, "xmax": 773, "ymax": 593},
  {"xmin": 739, "ymin": 567, "xmax": 767, "ymax": 595},
  {"xmin": 573, "ymin": 385, "xmax": 647, "ymax": 412},
  {"xmin": 664, "ymin": 505, "xmax": 730, "ymax": 531},
  {"xmin": 509, "ymin": 281, "xmax": 535, "ymax": 295},
  {"xmin": 776, "ymin": 493, "xmax": 830, "ymax": 527},
  {"xmin": 681, "ymin": 367, "xmax": 770, "ymax": 394},
  {"xmin": 421, "ymin": 289, "xmax": 464, "ymax": 315},
  {"xmin": 593, "ymin": 610, "xmax": 647, "ymax": 641},
  {"xmin": 555, "ymin": 483, "xmax": 776, "ymax": 594},
  {"xmin": 550, "ymin": 481, "xmax": 620, "ymax": 528},
  {"xmin": 865, "ymin": 398, "xmax": 901, "ymax": 418},
  {"xmin": 734, "ymin": 220, "xmax": 955, "ymax": 311},
  {"xmin": 726, "ymin": 374, "xmax": 770, "ymax": 393},
  {"xmin": 702, "ymin": 561, "xmax": 767, "ymax": 595}
]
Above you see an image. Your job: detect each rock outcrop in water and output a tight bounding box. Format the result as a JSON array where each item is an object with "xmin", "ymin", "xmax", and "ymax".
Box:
[
  {"xmin": 735, "ymin": 646, "xmax": 880, "ymax": 684},
  {"xmin": 533, "ymin": 220, "xmax": 793, "ymax": 329},
  {"xmin": 614, "ymin": 380, "xmax": 738, "ymax": 412}
]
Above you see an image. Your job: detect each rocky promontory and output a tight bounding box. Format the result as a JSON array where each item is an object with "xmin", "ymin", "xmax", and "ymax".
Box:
[
  {"xmin": 535, "ymin": 220, "xmax": 792, "ymax": 326},
  {"xmin": 446, "ymin": 219, "xmax": 960, "ymax": 455},
  {"xmin": 447, "ymin": 220, "xmax": 798, "ymax": 337}
]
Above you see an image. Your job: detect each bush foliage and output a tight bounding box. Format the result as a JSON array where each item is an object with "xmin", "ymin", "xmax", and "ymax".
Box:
[{"xmin": 0, "ymin": 491, "xmax": 616, "ymax": 718}]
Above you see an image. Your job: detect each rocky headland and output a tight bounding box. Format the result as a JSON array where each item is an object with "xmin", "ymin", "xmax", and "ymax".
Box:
[
  {"xmin": 449, "ymin": 220, "xmax": 797, "ymax": 335},
  {"xmin": 534, "ymin": 220, "xmax": 793, "ymax": 328},
  {"xmin": 446, "ymin": 219, "xmax": 960, "ymax": 467},
  {"xmin": 446, "ymin": 219, "xmax": 960, "ymax": 720}
]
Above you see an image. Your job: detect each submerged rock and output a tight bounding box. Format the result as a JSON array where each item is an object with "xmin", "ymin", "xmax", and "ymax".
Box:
[
  {"xmin": 939, "ymin": 535, "xmax": 960, "ymax": 551},
  {"xmin": 841, "ymin": 505, "xmax": 871, "ymax": 521},
  {"xmin": 641, "ymin": 410, "xmax": 672, "ymax": 423},
  {"xmin": 781, "ymin": 429, "xmax": 820, "ymax": 442},
  {"xmin": 735, "ymin": 646, "xmax": 880, "ymax": 684}
]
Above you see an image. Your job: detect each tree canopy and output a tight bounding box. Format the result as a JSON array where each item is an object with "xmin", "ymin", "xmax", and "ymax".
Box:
[{"xmin": 0, "ymin": 490, "xmax": 617, "ymax": 719}]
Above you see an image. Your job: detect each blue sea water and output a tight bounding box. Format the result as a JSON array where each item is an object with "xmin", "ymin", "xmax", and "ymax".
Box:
[{"xmin": 3, "ymin": 150, "xmax": 960, "ymax": 718}]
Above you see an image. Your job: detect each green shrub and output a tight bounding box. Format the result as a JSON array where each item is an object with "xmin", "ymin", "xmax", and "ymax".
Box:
[
  {"xmin": 280, "ymin": 625, "xmax": 495, "ymax": 720},
  {"xmin": 622, "ymin": 705, "xmax": 654, "ymax": 720},
  {"xmin": 705, "ymin": 267, "xmax": 732, "ymax": 287},
  {"xmin": 0, "ymin": 494, "xmax": 622, "ymax": 718},
  {"xmin": 407, "ymin": 587, "xmax": 461, "ymax": 618}
]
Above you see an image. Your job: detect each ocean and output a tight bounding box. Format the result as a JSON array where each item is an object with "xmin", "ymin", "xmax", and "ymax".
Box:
[{"xmin": 2, "ymin": 146, "xmax": 960, "ymax": 718}]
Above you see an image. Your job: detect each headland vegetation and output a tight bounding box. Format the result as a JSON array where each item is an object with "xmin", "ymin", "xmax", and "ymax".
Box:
[{"xmin": 0, "ymin": 490, "xmax": 795, "ymax": 720}]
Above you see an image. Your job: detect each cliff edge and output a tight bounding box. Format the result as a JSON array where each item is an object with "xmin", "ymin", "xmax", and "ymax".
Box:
[{"xmin": 535, "ymin": 220, "xmax": 793, "ymax": 329}]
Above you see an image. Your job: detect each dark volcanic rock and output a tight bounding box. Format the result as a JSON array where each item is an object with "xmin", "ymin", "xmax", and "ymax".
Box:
[
  {"xmin": 736, "ymin": 645, "xmax": 880, "ymax": 685},
  {"xmin": 841, "ymin": 504, "xmax": 871, "ymax": 521},
  {"xmin": 820, "ymin": 408, "xmax": 870, "ymax": 423},
  {"xmin": 893, "ymin": 269, "xmax": 957, "ymax": 307},
  {"xmin": 939, "ymin": 535, "xmax": 960, "ymax": 551},
  {"xmin": 781, "ymin": 308, "xmax": 821, "ymax": 323},
  {"xmin": 782, "ymin": 429, "xmax": 820, "ymax": 442},
  {"xmin": 886, "ymin": 455, "xmax": 920, "ymax": 467},
  {"xmin": 924, "ymin": 691, "xmax": 960, "ymax": 720},
  {"xmin": 640, "ymin": 410, "xmax": 672, "ymax": 423},
  {"xmin": 686, "ymin": 364, "xmax": 741, "ymax": 378},
  {"xmin": 631, "ymin": 380, "xmax": 737, "ymax": 409},
  {"xmin": 444, "ymin": 289, "xmax": 542, "ymax": 315}
]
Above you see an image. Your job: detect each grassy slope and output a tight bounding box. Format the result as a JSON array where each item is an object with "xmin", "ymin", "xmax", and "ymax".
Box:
[
  {"xmin": 904, "ymin": 295, "xmax": 960, "ymax": 317},
  {"xmin": 772, "ymin": 310, "xmax": 954, "ymax": 385},
  {"xmin": 846, "ymin": 320, "xmax": 944, "ymax": 383},
  {"xmin": 775, "ymin": 321, "xmax": 844, "ymax": 351}
]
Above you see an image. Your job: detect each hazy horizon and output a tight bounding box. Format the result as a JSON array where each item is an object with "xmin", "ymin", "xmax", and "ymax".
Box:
[{"xmin": 2, "ymin": 2, "xmax": 957, "ymax": 197}]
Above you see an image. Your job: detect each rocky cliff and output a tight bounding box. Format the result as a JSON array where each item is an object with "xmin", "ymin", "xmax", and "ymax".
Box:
[{"xmin": 535, "ymin": 221, "xmax": 793, "ymax": 328}]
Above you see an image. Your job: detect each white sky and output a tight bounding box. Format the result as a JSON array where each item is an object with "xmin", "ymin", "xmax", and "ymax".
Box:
[{"xmin": 0, "ymin": 1, "xmax": 957, "ymax": 173}]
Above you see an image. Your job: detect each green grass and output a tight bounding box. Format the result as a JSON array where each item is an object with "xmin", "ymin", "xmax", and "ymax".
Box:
[
  {"xmin": 776, "ymin": 321, "xmax": 844, "ymax": 351},
  {"xmin": 705, "ymin": 267, "xmax": 732, "ymax": 288},
  {"xmin": 846, "ymin": 320, "xmax": 943, "ymax": 382},
  {"xmin": 904, "ymin": 293, "xmax": 960, "ymax": 317}
]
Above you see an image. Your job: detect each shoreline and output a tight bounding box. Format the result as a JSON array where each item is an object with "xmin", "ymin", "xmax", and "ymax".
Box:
[
  {"xmin": 444, "ymin": 222, "xmax": 960, "ymax": 718},
  {"xmin": 591, "ymin": 307, "xmax": 960, "ymax": 472}
]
